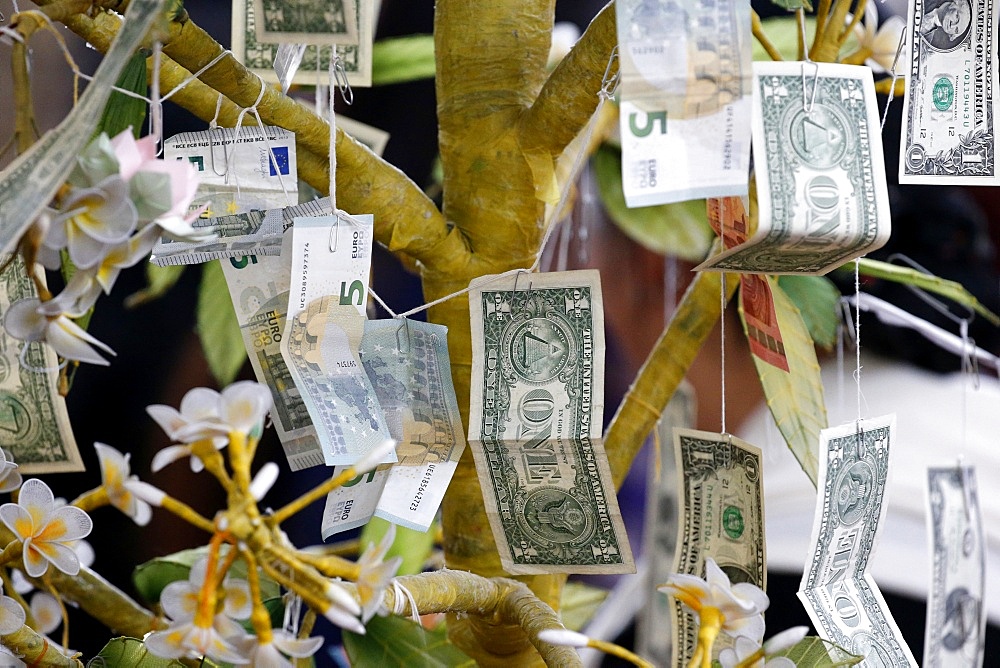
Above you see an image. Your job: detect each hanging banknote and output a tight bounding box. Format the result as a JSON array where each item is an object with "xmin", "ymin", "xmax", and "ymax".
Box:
[
  {"xmin": 280, "ymin": 212, "xmax": 395, "ymax": 466},
  {"xmin": 0, "ymin": 0, "xmax": 165, "ymax": 255},
  {"xmin": 220, "ymin": 201, "xmax": 334, "ymax": 471},
  {"xmin": 670, "ymin": 428, "xmax": 765, "ymax": 667},
  {"xmin": 615, "ymin": 0, "xmax": 752, "ymax": 206},
  {"xmin": 233, "ymin": 0, "xmax": 373, "ymax": 87},
  {"xmin": 254, "ymin": 0, "xmax": 361, "ymax": 45},
  {"xmin": 322, "ymin": 319, "xmax": 467, "ymax": 536},
  {"xmin": 700, "ymin": 62, "xmax": 890, "ymax": 275},
  {"xmin": 799, "ymin": 415, "xmax": 917, "ymax": 666},
  {"xmin": 925, "ymin": 466, "xmax": 986, "ymax": 667},
  {"xmin": 900, "ymin": 0, "xmax": 999, "ymax": 184},
  {"xmin": 706, "ymin": 197, "xmax": 789, "ymax": 371},
  {"xmin": 0, "ymin": 259, "xmax": 83, "ymax": 473},
  {"xmin": 468, "ymin": 270, "xmax": 634, "ymax": 574}
]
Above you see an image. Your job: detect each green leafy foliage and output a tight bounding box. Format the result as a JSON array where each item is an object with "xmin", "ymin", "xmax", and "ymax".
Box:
[
  {"xmin": 133, "ymin": 545, "xmax": 279, "ymax": 605},
  {"xmin": 360, "ymin": 517, "xmax": 436, "ymax": 576},
  {"xmin": 739, "ymin": 277, "xmax": 825, "ymax": 485},
  {"xmin": 751, "ymin": 17, "xmax": 817, "ymax": 61},
  {"xmin": 373, "ymin": 36, "xmax": 436, "ymax": 85},
  {"xmin": 94, "ymin": 637, "xmax": 192, "ymax": 667},
  {"xmin": 772, "ymin": 636, "xmax": 863, "ymax": 666},
  {"xmin": 196, "ymin": 261, "xmax": 246, "ymax": 385},
  {"xmin": 559, "ymin": 581, "xmax": 608, "ymax": 632},
  {"xmin": 343, "ymin": 616, "xmax": 475, "ymax": 667},
  {"xmin": 778, "ymin": 275, "xmax": 841, "ymax": 349},
  {"xmin": 94, "ymin": 51, "xmax": 148, "ymax": 140},
  {"xmin": 125, "ymin": 263, "xmax": 187, "ymax": 308},
  {"xmin": 853, "ymin": 258, "xmax": 1000, "ymax": 326},
  {"xmin": 768, "ymin": 0, "xmax": 813, "ymax": 11},
  {"xmin": 592, "ymin": 145, "xmax": 714, "ymax": 262}
]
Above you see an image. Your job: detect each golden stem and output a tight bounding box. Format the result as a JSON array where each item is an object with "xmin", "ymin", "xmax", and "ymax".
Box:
[
  {"xmin": 40, "ymin": 573, "xmax": 70, "ymax": 651},
  {"xmin": 814, "ymin": 0, "xmax": 855, "ymax": 61},
  {"xmin": 226, "ymin": 430, "xmax": 252, "ymax": 495},
  {"xmin": 752, "ymin": 11, "xmax": 784, "ymax": 61},
  {"xmin": 839, "ymin": 0, "xmax": 866, "ymax": 45},
  {"xmin": 0, "ymin": 541, "xmax": 23, "ymax": 568},
  {"xmin": 875, "ymin": 76, "xmax": 906, "ymax": 96},
  {"xmin": 0, "ymin": 625, "xmax": 82, "ymax": 667},
  {"xmin": 814, "ymin": 0, "xmax": 833, "ymax": 46},
  {"xmin": 268, "ymin": 467, "xmax": 365, "ymax": 526},
  {"xmin": 841, "ymin": 47, "xmax": 872, "ymax": 65},
  {"xmin": 696, "ymin": 607, "xmax": 724, "ymax": 668},
  {"xmin": 586, "ymin": 638, "xmax": 655, "ymax": 667},
  {"xmin": 238, "ymin": 548, "xmax": 274, "ymax": 644},
  {"xmin": 293, "ymin": 549, "xmax": 359, "ymax": 581},
  {"xmin": 158, "ymin": 495, "xmax": 216, "ymax": 534},
  {"xmin": 69, "ymin": 487, "xmax": 108, "ymax": 513}
]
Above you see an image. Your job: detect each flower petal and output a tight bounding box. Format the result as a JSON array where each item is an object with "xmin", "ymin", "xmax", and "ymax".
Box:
[
  {"xmin": 33, "ymin": 540, "xmax": 83, "ymax": 576},
  {"xmin": 249, "ymin": 463, "xmax": 279, "ymax": 502},
  {"xmin": 146, "ymin": 405, "xmax": 187, "ymax": 441},
  {"xmin": 29, "ymin": 592, "xmax": 60, "ymax": 635},
  {"xmin": 271, "ymin": 632, "xmax": 323, "ymax": 658},
  {"xmin": 0, "ymin": 503, "xmax": 33, "ymax": 541},
  {"xmin": 219, "ymin": 381, "xmax": 272, "ymax": 434},
  {"xmin": 41, "ymin": 505, "xmax": 94, "ymax": 542},
  {"xmin": 46, "ymin": 316, "xmax": 115, "ymax": 365},
  {"xmin": 160, "ymin": 580, "xmax": 198, "ymax": 622},
  {"xmin": 0, "ymin": 594, "xmax": 26, "ymax": 635},
  {"xmin": 3, "ymin": 300, "xmax": 47, "ymax": 343},
  {"xmin": 179, "ymin": 387, "xmax": 221, "ymax": 422},
  {"xmin": 222, "ymin": 579, "xmax": 252, "ymax": 620},
  {"xmin": 151, "ymin": 444, "xmax": 193, "ymax": 472}
]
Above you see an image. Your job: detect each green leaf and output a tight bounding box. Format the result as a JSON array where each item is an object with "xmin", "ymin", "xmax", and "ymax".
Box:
[
  {"xmin": 343, "ymin": 616, "xmax": 475, "ymax": 667},
  {"xmin": 196, "ymin": 261, "xmax": 246, "ymax": 385},
  {"xmin": 125, "ymin": 263, "xmax": 187, "ymax": 309},
  {"xmin": 851, "ymin": 258, "xmax": 1000, "ymax": 327},
  {"xmin": 94, "ymin": 51, "xmax": 148, "ymax": 140},
  {"xmin": 133, "ymin": 545, "xmax": 279, "ymax": 605},
  {"xmin": 777, "ymin": 275, "xmax": 841, "ymax": 349},
  {"xmin": 372, "ymin": 35, "xmax": 436, "ymax": 86},
  {"xmin": 772, "ymin": 636, "xmax": 863, "ymax": 666},
  {"xmin": 739, "ymin": 278, "xmax": 825, "ymax": 486},
  {"xmin": 559, "ymin": 581, "xmax": 608, "ymax": 632},
  {"xmin": 592, "ymin": 145, "xmax": 714, "ymax": 262},
  {"xmin": 95, "ymin": 636, "xmax": 192, "ymax": 667},
  {"xmin": 768, "ymin": 0, "xmax": 813, "ymax": 11},
  {"xmin": 360, "ymin": 517, "xmax": 436, "ymax": 576},
  {"xmin": 751, "ymin": 17, "xmax": 817, "ymax": 61}
]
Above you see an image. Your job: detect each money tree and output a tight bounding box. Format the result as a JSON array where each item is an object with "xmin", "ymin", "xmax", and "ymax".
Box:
[{"xmin": 0, "ymin": 0, "xmax": 930, "ymax": 666}]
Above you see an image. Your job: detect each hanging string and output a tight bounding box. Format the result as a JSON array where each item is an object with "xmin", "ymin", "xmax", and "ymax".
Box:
[
  {"xmin": 854, "ymin": 258, "xmax": 862, "ymax": 424},
  {"xmin": 368, "ymin": 287, "xmax": 398, "ymax": 319},
  {"xmin": 880, "ymin": 31, "xmax": 907, "ymax": 132},
  {"xmin": 328, "ymin": 52, "xmax": 338, "ymax": 212},
  {"xmin": 720, "ymin": 272, "xmax": 728, "ymax": 435},
  {"xmin": 389, "ymin": 579, "xmax": 421, "ymax": 624}
]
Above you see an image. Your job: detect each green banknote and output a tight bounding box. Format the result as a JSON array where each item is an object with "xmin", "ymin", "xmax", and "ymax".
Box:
[
  {"xmin": 925, "ymin": 466, "xmax": 986, "ymax": 667},
  {"xmin": 670, "ymin": 428, "xmax": 765, "ymax": 666},
  {"xmin": 699, "ymin": 62, "xmax": 890, "ymax": 275},
  {"xmin": 468, "ymin": 270, "xmax": 634, "ymax": 575},
  {"xmin": 233, "ymin": 0, "xmax": 372, "ymax": 87},
  {"xmin": 900, "ymin": 0, "xmax": 999, "ymax": 184},
  {"xmin": 798, "ymin": 415, "xmax": 917, "ymax": 666},
  {"xmin": 253, "ymin": 0, "xmax": 360, "ymax": 45},
  {"xmin": 0, "ymin": 259, "xmax": 83, "ymax": 473}
]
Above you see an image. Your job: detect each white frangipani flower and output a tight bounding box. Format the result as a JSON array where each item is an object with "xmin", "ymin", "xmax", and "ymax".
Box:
[
  {"xmin": 0, "ymin": 478, "xmax": 93, "ymax": 577},
  {"xmin": 0, "ymin": 643, "xmax": 25, "ymax": 667},
  {"xmin": 718, "ymin": 626, "xmax": 809, "ymax": 668},
  {"xmin": 45, "ymin": 176, "xmax": 138, "ymax": 270},
  {"xmin": 160, "ymin": 556, "xmax": 252, "ymax": 626},
  {"xmin": 850, "ymin": 0, "xmax": 906, "ymax": 72},
  {"xmin": 94, "ymin": 443, "xmax": 152, "ymax": 526},
  {"xmin": 658, "ymin": 557, "xmax": 768, "ymax": 642},
  {"xmin": 144, "ymin": 619, "xmax": 248, "ymax": 665},
  {"xmin": 4, "ymin": 298, "xmax": 116, "ymax": 366},
  {"xmin": 356, "ymin": 524, "xmax": 403, "ymax": 622},
  {"xmin": 147, "ymin": 382, "xmax": 273, "ymax": 472},
  {"xmin": 0, "ymin": 582, "xmax": 26, "ymax": 635},
  {"xmin": 29, "ymin": 591, "xmax": 61, "ymax": 636},
  {"xmin": 0, "ymin": 448, "xmax": 22, "ymax": 494},
  {"xmin": 237, "ymin": 630, "xmax": 323, "ymax": 668}
]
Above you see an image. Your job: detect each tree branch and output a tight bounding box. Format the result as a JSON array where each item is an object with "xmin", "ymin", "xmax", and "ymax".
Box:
[
  {"xmin": 605, "ymin": 268, "xmax": 741, "ymax": 488},
  {"xmin": 518, "ymin": 2, "xmax": 617, "ymax": 158}
]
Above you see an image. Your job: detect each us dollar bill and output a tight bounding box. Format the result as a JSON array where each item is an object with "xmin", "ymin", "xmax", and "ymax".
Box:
[
  {"xmin": 798, "ymin": 415, "xmax": 917, "ymax": 667},
  {"xmin": 468, "ymin": 270, "xmax": 634, "ymax": 574},
  {"xmin": 925, "ymin": 466, "xmax": 986, "ymax": 667},
  {"xmin": 900, "ymin": 0, "xmax": 999, "ymax": 184},
  {"xmin": 280, "ymin": 212, "xmax": 395, "ymax": 466},
  {"xmin": 233, "ymin": 0, "xmax": 372, "ymax": 88},
  {"xmin": 0, "ymin": 259, "xmax": 83, "ymax": 473},
  {"xmin": 670, "ymin": 428, "xmax": 765, "ymax": 667},
  {"xmin": 615, "ymin": 0, "xmax": 752, "ymax": 206},
  {"xmin": 699, "ymin": 62, "xmax": 890, "ymax": 275},
  {"xmin": 254, "ymin": 0, "xmax": 362, "ymax": 45},
  {"xmin": 322, "ymin": 319, "xmax": 467, "ymax": 536},
  {"xmin": 0, "ymin": 0, "xmax": 165, "ymax": 255}
]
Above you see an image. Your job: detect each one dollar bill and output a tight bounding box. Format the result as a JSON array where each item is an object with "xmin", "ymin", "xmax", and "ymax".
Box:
[
  {"xmin": 468, "ymin": 270, "xmax": 634, "ymax": 574},
  {"xmin": 899, "ymin": 0, "xmax": 999, "ymax": 184},
  {"xmin": 700, "ymin": 62, "xmax": 890, "ymax": 275},
  {"xmin": 798, "ymin": 415, "xmax": 917, "ymax": 667},
  {"xmin": 0, "ymin": 259, "xmax": 83, "ymax": 473},
  {"xmin": 615, "ymin": 0, "xmax": 752, "ymax": 205},
  {"xmin": 671, "ymin": 428, "xmax": 765, "ymax": 667},
  {"xmin": 925, "ymin": 465, "xmax": 986, "ymax": 667}
]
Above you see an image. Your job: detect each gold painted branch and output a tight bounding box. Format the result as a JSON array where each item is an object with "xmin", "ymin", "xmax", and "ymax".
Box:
[{"xmin": 2, "ymin": 625, "xmax": 82, "ymax": 667}]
